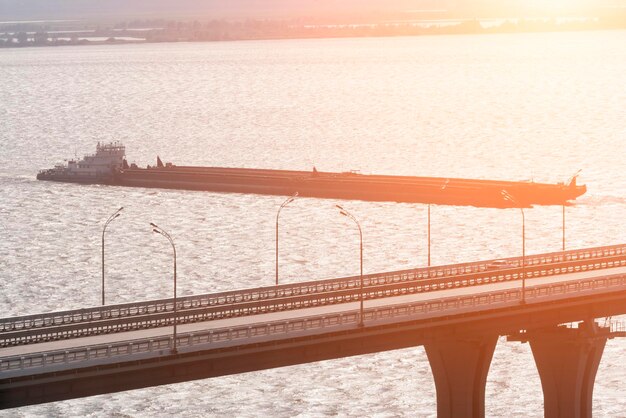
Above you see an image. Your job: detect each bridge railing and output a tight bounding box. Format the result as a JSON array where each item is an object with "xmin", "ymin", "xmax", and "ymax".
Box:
[
  {"xmin": 3, "ymin": 271, "xmax": 626, "ymax": 376},
  {"xmin": 2, "ymin": 243, "xmax": 626, "ymax": 335},
  {"xmin": 3, "ymin": 249, "xmax": 626, "ymax": 347},
  {"xmin": 610, "ymin": 320, "xmax": 626, "ymax": 334}
]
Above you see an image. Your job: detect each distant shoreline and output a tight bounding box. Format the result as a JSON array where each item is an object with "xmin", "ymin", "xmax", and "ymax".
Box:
[{"xmin": 2, "ymin": 16, "xmax": 625, "ymax": 49}]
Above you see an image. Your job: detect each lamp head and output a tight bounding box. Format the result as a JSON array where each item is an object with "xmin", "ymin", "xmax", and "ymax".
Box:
[
  {"xmin": 150, "ymin": 222, "xmax": 157, "ymax": 228},
  {"xmin": 335, "ymin": 204, "xmax": 344, "ymax": 210}
]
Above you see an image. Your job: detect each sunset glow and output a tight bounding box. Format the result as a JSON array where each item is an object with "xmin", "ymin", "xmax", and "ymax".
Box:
[{"xmin": 2, "ymin": 0, "xmax": 626, "ymax": 415}]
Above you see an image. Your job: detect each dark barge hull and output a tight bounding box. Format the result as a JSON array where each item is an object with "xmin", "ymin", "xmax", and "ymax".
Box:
[
  {"xmin": 112, "ymin": 166, "xmax": 586, "ymax": 208},
  {"xmin": 36, "ymin": 172, "xmax": 113, "ymax": 185}
]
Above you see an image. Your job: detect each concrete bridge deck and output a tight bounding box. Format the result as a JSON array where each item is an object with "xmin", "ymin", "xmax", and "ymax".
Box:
[
  {"xmin": 3, "ymin": 242, "xmax": 626, "ymax": 348},
  {"xmin": 2, "ymin": 244, "xmax": 626, "ymax": 416}
]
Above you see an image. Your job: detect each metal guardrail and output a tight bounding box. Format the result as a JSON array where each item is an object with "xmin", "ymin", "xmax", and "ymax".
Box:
[
  {"xmin": 2, "ymin": 271, "xmax": 626, "ymax": 376},
  {"xmin": 2, "ymin": 243, "xmax": 626, "ymax": 335},
  {"xmin": 2, "ymin": 247, "xmax": 626, "ymax": 347},
  {"xmin": 608, "ymin": 320, "xmax": 626, "ymax": 334}
]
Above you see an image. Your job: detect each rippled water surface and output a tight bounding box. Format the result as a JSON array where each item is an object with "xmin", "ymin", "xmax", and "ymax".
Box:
[{"xmin": 1, "ymin": 30, "xmax": 626, "ymax": 417}]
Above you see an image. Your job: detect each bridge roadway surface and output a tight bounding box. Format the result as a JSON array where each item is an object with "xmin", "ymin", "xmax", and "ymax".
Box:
[
  {"xmin": 3, "ymin": 250, "xmax": 626, "ymax": 411},
  {"xmin": 2, "ymin": 264, "xmax": 624, "ymax": 359},
  {"xmin": 3, "ymin": 243, "xmax": 626, "ymax": 348}
]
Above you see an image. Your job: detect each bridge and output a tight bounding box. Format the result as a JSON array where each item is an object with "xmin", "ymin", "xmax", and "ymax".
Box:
[{"xmin": 2, "ymin": 243, "xmax": 626, "ymax": 417}]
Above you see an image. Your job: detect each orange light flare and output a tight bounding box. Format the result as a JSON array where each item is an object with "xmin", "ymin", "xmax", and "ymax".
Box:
[{"xmin": 524, "ymin": 0, "xmax": 602, "ymax": 16}]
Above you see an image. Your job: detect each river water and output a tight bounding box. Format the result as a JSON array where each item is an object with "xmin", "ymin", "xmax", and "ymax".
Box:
[{"xmin": 1, "ymin": 30, "xmax": 625, "ymax": 416}]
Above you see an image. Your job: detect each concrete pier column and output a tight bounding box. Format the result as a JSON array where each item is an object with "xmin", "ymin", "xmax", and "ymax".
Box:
[
  {"xmin": 424, "ymin": 334, "xmax": 498, "ymax": 418},
  {"xmin": 518, "ymin": 321, "xmax": 610, "ymax": 418}
]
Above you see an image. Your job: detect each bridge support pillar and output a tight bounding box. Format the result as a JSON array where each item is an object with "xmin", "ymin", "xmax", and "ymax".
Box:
[
  {"xmin": 511, "ymin": 321, "xmax": 610, "ymax": 418},
  {"xmin": 424, "ymin": 334, "xmax": 498, "ymax": 418}
]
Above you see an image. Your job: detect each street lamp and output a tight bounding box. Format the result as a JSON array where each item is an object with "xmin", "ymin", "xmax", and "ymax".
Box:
[
  {"xmin": 150, "ymin": 222, "xmax": 178, "ymax": 354},
  {"xmin": 428, "ymin": 179, "xmax": 450, "ymax": 267},
  {"xmin": 276, "ymin": 192, "xmax": 298, "ymax": 286},
  {"xmin": 562, "ymin": 204, "xmax": 565, "ymax": 251},
  {"xmin": 102, "ymin": 207, "xmax": 123, "ymax": 305},
  {"xmin": 501, "ymin": 190, "xmax": 526, "ymax": 304},
  {"xmin": 336, "ymin": 204, "xmax": 364, "ymax": 327},
  {"xmin": 562, "ymin": 169, "xmax": 581, "ymax": 251}
]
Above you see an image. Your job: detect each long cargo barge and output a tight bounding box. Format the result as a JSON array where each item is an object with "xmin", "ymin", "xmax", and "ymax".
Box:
[{"xmin": 37, "ymin": 142, "xmax": 586, "ymax": 208}]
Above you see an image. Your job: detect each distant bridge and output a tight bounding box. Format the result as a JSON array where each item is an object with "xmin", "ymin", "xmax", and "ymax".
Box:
[{"xmin": 2, "ymin": 243, "xmax": 626, "ymax": 417}]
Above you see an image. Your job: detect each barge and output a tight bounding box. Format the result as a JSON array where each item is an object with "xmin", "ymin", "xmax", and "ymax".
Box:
[{"xmin": 37, "ymin": 142, "xmax": 587, "ymax": 208}]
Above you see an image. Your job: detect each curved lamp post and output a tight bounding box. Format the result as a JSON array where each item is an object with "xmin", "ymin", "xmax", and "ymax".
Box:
[
  {"xmin": 562, "ymin": 169, "xmax": 581, "ymax": 251},
  {"xmin": 427, "ymin": 204, "xmax": 431, "ymax": 267},
  {"xmin": 276, "ymin": 192, "xmax": 298, "ymax": 286},
  {"xmin": 501, "ymin": 190, "xmax": 526, "ymax": 304},
  {"xmin": 562, "ymin": 204, "xmax": 566, "ymax": 251},
  {"xmin": 336, "ymin": 204, "xmax": 364, "ymax": 327},
  {"xmin": 150, "ymin": 222, "xmax": 178, "ymax": 354},
  {"xmin": 428, "ymin": 179, "xmax": 450, "ymax": 267},
  {"xmin": 102, "ymin": 207, "xmax": 123, "ymax": 305}
]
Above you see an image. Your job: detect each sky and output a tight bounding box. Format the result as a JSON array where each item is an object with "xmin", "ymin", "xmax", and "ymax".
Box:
[{"xmin": 1, "ymin": 0, "xmax": 624, "ymax": 22}]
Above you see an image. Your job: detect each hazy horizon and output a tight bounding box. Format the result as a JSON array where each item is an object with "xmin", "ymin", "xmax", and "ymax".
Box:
[{"xmin": 1, "ymin": 0, "xmax": 625, "ymax": 23}]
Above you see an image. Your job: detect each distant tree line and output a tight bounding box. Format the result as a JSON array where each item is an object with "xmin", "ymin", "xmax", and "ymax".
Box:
[
  {"xmin": 137, "ymin": 16, "xmax": 626, "ymax": 43},
  {"xmin": 1, "ymin": 14, "xmax": 625, "ymax": 48}
]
